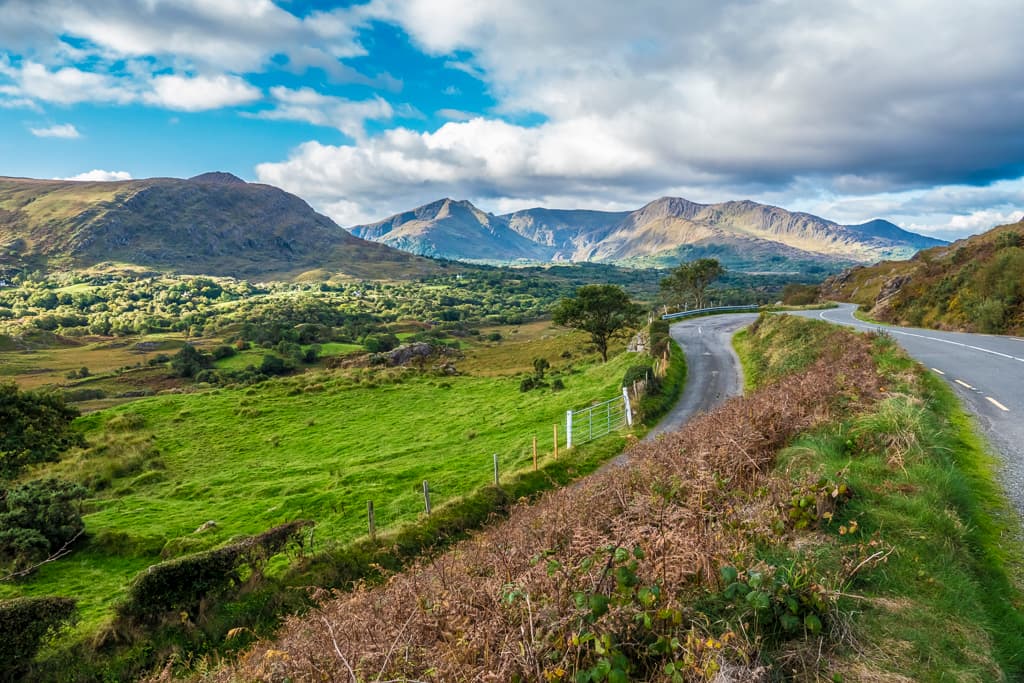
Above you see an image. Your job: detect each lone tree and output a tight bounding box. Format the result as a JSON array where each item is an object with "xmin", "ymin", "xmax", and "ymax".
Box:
[
  {"xmin": 660, "ymin": 258, "xmax": 725, "ymax": 311},
  {"xmin": 552, "ymin": 285, "xmax": 643, "ymax": 362}
]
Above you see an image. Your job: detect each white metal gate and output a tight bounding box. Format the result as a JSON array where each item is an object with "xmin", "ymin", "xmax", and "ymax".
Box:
[{"xmin": 566, "ymin": 388, "xmax": 633, "ymax": 449}]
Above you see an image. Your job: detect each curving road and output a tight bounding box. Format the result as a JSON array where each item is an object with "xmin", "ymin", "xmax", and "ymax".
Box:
[
  {"xmin": 645, "ymin": 313, "xmax": 758, "ymax": 440},
  {"xmin": 787, "ymin": 303, "xmax": 1024, "ymax": 516}
]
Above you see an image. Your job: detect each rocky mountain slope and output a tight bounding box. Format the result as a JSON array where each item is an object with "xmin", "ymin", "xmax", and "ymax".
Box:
[
  {"xmin": 821, "ymin": 217, "xmax": 1024, "ymax": 333},
  {"xmin": 349, "ymin": 198, "xmax": 552, "ymax": 261},
  {"xmin": 0, "ymin": 173, "xmax": 436, "ymax": 280},
  {"xmin": 349, "ymin": 196, "xmax": 945, "ymax": 271}
]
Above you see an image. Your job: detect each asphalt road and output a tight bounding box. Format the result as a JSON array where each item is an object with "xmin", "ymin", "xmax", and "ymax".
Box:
[
  {"xmin": 645, "ymin": 313, "xmax": 759, "ymax": 440},
  {"xmin": 788, "ymin": 303, "xmax": 1024, "ymax": 516}
]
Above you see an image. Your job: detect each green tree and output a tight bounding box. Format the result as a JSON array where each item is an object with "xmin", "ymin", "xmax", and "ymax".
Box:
[
  {"xmin": 0, "ymin": 384, "xmax": 84, "ymax": 479},
  {"xmin": 660, "ymin": 258, "xmax": 725, "ymax": 310},
  {"xmin": 170, "ymin": 343, "xmax": 212, "ymax": 378},
  {"xmin": 552, "ymin": 285, "xmax": 643, "ymax": 362}
]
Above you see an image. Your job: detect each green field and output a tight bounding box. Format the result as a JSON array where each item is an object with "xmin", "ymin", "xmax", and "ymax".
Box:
[{"xmin": 1, "ymin": 328, "xmax": 635, "ymax": 633}]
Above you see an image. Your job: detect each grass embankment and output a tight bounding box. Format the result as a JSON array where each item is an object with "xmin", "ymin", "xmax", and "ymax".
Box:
[
  {"xmin": 736, "ymin": 314, "xmax": 1024, "ymax": 679},
  {"xmin": 7, "ymin": 323, "xmax": 684, "ymax": 681},
  {"xmin": 212, "ymin": 314, "xmax": 1024, "ymax": 682}
]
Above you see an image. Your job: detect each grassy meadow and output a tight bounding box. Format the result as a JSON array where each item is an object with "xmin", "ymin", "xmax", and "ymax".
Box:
[{"xmin": 1, "ymin": 322, "xmax": 637, "ymax": 634}]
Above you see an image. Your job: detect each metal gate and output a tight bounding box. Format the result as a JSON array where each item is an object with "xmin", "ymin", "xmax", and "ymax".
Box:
[{"xmin": 566, "ymin": 388, "xmax": 632, "ymax": 449}]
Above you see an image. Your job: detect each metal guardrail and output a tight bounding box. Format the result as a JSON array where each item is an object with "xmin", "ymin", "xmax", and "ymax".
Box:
[{"xmin": 661, "ymin": 305, "xmax": 760, "ymax": 320}]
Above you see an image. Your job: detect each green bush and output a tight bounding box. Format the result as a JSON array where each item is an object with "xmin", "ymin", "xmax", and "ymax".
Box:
[
  {"xmin": 0, "ymin": 383, "xmax": 84, "ymax": 478},
  {"xmin": 116, "ymin": 520, "xmax": 311, "ymax": 626},
  {"xmin": 0, "ymin": 478, "xmax": 87, "ymax": 574},
  {"xmin": 0, "ymin": 596, "xmax": 76, "ymax": 679}
]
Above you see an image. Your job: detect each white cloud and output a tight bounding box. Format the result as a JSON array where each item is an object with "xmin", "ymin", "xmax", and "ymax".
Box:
[
  {"xmin": 255, "ymin": 0, "xmax": 1024, "ymax": 236},
  {"xmin": 254, "ymin": 87, "xmax": 392, "ymax": 138},
  {"xmin": 1, "ymin": 60, "xmax": 134, "ymax": 105},
  {"xmin": 59, "ymin": 169, "xmax": 132, "ymax": 182},
  {"xmin": 144, "ymin": 73, "xmax": 261, "ymax": 112},
  {"xmin": 29, "ymin": 123, "xmax": 80, "ymax": 138}
]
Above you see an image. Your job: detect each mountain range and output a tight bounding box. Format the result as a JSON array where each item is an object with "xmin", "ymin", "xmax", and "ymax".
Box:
[
  {"xmin": 0, "ymin": 173, "xmax": 435, "ymax": 280},
  {"xmin": 350, "ymin": 197, "xmax": 945, "ymax": 271}
]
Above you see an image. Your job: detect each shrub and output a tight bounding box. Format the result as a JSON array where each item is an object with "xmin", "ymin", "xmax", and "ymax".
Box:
[
  {"xmin": 170, "ymin": 344, "xmax": 212, "ymax": 378},
  {"xmin": 211, "ymin": 344, "xmax": 236, "ymax": 360},
  {"xmin": 116, "ymin": 520, "xmax": 312, "ymax": 626},
  {"xmin": 0, "ymin": 383, "xmax": 84, "ymax": 478},
  {"xmin": 0, "ymin": 597, "xmax": 76, "ymax": 677},
  {"xmin": 0, "ymin": 478, "xmax": 87, "ymax": 574},
  {"xmin": 258, "ymin": 354, "xmax": 293, "ymax": 376}
]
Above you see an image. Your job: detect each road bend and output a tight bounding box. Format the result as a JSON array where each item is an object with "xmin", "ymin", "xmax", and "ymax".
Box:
[{"xmin": 787, "ymin": 303, "xmax": 1024, "ymax": 517}]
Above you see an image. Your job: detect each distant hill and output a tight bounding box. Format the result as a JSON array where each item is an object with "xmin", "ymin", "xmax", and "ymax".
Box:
[
  {"xmin": 350, "ymin": 198, "xmax": 553, "ymax": 261},
  {"xmin": 821, "ymin": 217, "xmax": 1024, "ymax": 334},
  {"xmin": 0, "ymin": 174, "xmax": 437, "ymax": 280},
  {"xmin": 348, "ymin": 196, "xmax": 945, "ymax": 272}
]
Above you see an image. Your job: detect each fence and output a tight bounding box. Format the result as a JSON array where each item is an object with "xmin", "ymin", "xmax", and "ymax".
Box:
[
  {"xmin": 661, "ymin": 304, "xmax": 760, "ymax": 321},
  {"xmin": 565, "ymin": 388, "xmax": 633, "ymax": 449}
]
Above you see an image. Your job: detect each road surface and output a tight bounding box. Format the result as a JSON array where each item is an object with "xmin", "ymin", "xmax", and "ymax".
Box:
[
  {"xmin": 788, "ymin": 303, "xmax": 1024, "ymax": 516},
  {"xmin": 645, "ymin": 313, "xmax": 758, "ymax": 440}
]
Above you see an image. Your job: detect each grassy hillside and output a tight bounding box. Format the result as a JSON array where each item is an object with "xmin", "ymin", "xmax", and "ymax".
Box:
[
  {"xmin": 0, "ymin": 325, "xmax": 636, "ymax": 639},
  {"xmin": 209, "ymin": 314, "xmax": 1024, "ymax": 681},
  {"xmin": 822, "ymin": 218, "xmax": 1024, "ymax": 333},
  {"xmin": 0, "ymin": 175, "xmax": 436, "ymax": 280}
]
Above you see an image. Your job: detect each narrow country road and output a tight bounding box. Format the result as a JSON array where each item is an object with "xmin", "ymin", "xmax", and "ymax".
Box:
[
  {"xmin": 645, "ymin": 313, "xmax": 758, "ymax": 440},
  {"xmin": 787, "ymin": 303, "xmax": 1024, "ymax": 517}
]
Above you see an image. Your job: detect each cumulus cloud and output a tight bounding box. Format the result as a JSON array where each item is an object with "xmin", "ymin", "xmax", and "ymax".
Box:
[
  {"xmin": 29, "ymin": 122, "xmax": 80, "ymax": 138},
  {"xmin": 253, "ymin": 0, "xmax": 1024, "ymax": 235},
  {"xmin": 144, "ymin": 74, "xmax": 261, "ymax": 112},
  {"xmin": 0, "ymin": 60, "xmax": 134, "ymax": 105},
  {"xmin": 59, "ymin": 169, "xmax": 132, "ymax": 181},
  {"xmin": 254, "ymin": 87, "xmax": 393, "ymax": 139}
]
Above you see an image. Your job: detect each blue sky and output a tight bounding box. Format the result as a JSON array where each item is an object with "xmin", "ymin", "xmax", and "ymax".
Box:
[{"xmin": 1, "ymin": 1, "xmax": 1023, "ymax": 239}]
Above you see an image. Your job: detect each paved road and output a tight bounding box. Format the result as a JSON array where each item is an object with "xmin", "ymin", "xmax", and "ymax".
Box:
[
  {"xmin": 788, "ymin": 303, "xmax": 1024, "ymax": 516},
  {"xmin": 645, "ymin": 313, "xmax": 758, "ymax": 440}
]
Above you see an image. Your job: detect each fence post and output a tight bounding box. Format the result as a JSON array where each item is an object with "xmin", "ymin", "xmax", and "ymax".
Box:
[
  {"xmin": 566, "ymin": 410, "xmax": 573, "ymax": 450},
  {"xmin": 553, "ymin": 424, "xmax": 558, "ymax": 459},
  {"xmin": 532, "ymin": 436, "xmax": 538, "ymax": 471},
  {"xmin": 423, "ymin": 480, "xmax": 431, "ymax": 515},
  {"xmin": 367, "ymin": 500, "xmax": 376, "ymax": 540},
  {"xmin": 622, "ymin": 386, "xmax": 633, "ymax": 427},
  {"xmin": 493, "ymin": 453, "xmax": 499, "ymax": 486}
]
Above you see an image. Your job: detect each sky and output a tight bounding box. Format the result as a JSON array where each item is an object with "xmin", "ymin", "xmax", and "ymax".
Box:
[{"xmin": 1, "ymin": 1, "xmax": 1023, "ymax": 240}]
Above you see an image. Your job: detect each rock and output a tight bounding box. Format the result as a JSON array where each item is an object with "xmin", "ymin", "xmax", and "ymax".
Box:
[{"xmin": 194, "ymin": 520, "xmax": 217, "ymax": 533}]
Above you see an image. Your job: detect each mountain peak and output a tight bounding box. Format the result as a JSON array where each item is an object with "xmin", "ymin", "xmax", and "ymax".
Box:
[{"xmin": 189, "ymin": 172, "xmax": 247, "ymax": 185}]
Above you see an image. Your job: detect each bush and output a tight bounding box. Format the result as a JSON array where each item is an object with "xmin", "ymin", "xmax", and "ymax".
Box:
[
  {"xmin": 259, "ymin": 354, "xmax": 293, "ymax": 376},
  {"xmin": 0, "ymin": 597, "xmax": 76, "ymax": 677},
  {"xmin": 211, "ymin": 344, "xmax": 236, "ymax": 360},
  {"xmin": 170, "ymin": 344, "xmax": 212, "ymax": 378},
  {"xmin": 363, "ymin": 333, "xmax": 400, "ymax": 353},
  {"xmin": 487, "ymin": 332, "xmax": 502, "ymax": 342},
  {"xmin": 116, "ymin": 521, "xmax": 312, "ymax": 626},
  {"xmin": 0, "ymin": 383, "xmax": 84, "ymax": 478},
  {"xmin": 0, "ymin": 478, "xmax": 87, "ymax": 574}
]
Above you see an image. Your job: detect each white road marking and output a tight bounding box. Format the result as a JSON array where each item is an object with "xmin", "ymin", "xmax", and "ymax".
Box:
[
  {"xmin": 698, "ymin": 326, "xmax": 703, "ymax": 335},
  {"xmin": 817, "ymin": 309, "xmax": 1024, "ymax": 363},
  {"xmin": 986, "ymin": 396, "xmax": 1010, "ymax": 412},
  {"xmin": 954, "ymin": 379, "xmax": 975, "ymax": 390},
  {"xmin": 931, "ymin": 368, "xmax": 945, "ymax": 375}
]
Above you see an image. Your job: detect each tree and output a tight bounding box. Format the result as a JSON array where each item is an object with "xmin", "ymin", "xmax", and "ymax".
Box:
[
  {"xmin": 0, "ymin": 384, "xmax": 84, "ymax": 479},
  {"xmin": 170, "ymin": 343, "xmax": 212, "ymax": 378},
  {"xmin": 0, "ymin": 478, "xmax": 87, "ymax": 575},
  {"xmin": 552, "ymin": 285, "xmax": 643, "ymax": 362},
  {"xmin": 660, "ymin": 258, "xmax": 725, "ymax": 311}
]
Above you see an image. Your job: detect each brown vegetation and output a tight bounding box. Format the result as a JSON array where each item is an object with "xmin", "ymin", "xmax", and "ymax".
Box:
[{"xmin": 208, "ymin": 326, "xmax": 885, "ymax": 681}]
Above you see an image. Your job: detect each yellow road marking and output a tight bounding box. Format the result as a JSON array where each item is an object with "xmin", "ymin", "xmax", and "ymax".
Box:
[
  {"xmin": 986, "ymin": 396, "xmax": 1010, "ymax": 412},
  {"xmin": 931, "ymin": 367, "xmax": 945, "ymax": 375},
  {"xmin": 954, "ymin": 379, "xmax": 974, "ymax": 390}
]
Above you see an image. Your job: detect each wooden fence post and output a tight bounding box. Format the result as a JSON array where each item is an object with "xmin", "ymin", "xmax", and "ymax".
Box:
[
  {"xmin": 553, "ymin": 424, "xmax": 558, "ymax": 459},
  {"xmin": 493, "ymin": 453, "xmax": 499, "ymax": 486},
  {"xmin": 367, "ymin": 500, "xmax": 376, "ymax": 540},
  {"xmin": 423, "ymin": 480, "xmax": 431, "ymax": 515},
  {"xmin": 532, "ymin": 436, "xmax": 538, "ymax": 471}
]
